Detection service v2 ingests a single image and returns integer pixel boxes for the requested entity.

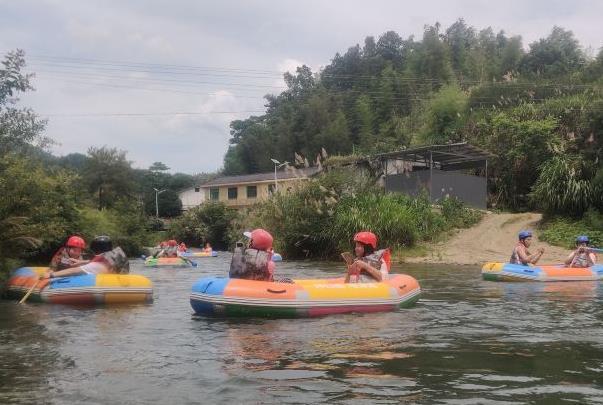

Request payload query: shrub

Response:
[539,210,603,249]
[531,156,595,216]
[169,202,234,249]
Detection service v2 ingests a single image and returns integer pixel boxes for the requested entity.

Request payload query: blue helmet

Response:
[518,230,532,240]
[576,235,589,244]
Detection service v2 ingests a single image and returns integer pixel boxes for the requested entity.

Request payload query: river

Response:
[1,257,602,404]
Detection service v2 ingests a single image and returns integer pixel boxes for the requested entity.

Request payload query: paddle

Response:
[181,256,198,267]
[19,278,41,304]
[341,252,355,266]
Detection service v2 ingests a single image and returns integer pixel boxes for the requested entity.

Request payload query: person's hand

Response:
[348,262,360,276]
[538,247,545,254]
[578,247,586,253]
[41,270,53,279]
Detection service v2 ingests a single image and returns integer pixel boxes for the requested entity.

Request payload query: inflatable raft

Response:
[144,257,190,267]
[179,251,218,258]
[482,262,603,282]
[190,274,421,318]
[6,267,153,304]
[271,253,283,262]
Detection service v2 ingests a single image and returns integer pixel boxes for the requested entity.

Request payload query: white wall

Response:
[178,187,205,210]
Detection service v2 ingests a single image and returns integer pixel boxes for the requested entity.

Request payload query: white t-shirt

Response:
[80,262,109,275]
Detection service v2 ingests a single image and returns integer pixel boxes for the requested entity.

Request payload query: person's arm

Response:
[587,252,597,266]
[529,247,544,264]
[67,258,90,266]
[267,260,275,282]
[565,250,576,266]
[43,266,86,279]
[355,260,383,281]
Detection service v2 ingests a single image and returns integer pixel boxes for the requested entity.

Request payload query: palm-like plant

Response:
[531,156,594,216]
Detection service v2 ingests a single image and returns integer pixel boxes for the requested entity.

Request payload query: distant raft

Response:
[6,267,153,305]
[178,251,218,258]
[482,262,603,282]
[271,253,283,262]
[190,274,421,318]
[144,257,190,267]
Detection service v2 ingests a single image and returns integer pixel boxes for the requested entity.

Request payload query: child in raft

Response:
[345,231,391,283]
[202,242,212,253]
[565,235,597,268]
[229,229,275,281]
[44,236,129,278]
[49,235,89,271]
[510,230,544,266]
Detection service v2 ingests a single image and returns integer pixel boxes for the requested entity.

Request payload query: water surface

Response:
[1,257,602,404]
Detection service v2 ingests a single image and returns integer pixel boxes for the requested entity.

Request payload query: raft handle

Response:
[398,284,407,290]
[267,288,287,294]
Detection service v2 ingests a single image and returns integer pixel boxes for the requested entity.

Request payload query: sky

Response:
[1,0,602,173]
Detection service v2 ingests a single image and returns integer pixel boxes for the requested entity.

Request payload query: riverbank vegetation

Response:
[231,170,482,259]
[0,50,207,283]
[2,19,603,282]
[222,21,603,248]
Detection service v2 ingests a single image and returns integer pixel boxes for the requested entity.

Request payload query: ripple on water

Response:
[1,261,602,404]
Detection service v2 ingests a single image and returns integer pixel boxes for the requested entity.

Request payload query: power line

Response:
[40,110,266,118]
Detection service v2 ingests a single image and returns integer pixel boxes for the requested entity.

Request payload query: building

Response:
[377,142,494,209]
[178,185,206,211]
[197,167,320,209]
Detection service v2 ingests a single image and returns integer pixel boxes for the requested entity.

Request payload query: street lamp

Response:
[270,158,289,191]
[153,188,166,217]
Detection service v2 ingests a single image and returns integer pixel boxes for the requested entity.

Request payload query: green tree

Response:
[83,146,136,210]
[521,26,585,77]
[0,50,49,157]
[420,85,468,143]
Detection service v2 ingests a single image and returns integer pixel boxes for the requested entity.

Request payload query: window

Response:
[209,188,219,201]
[228,187,238,200]
[268,184,276,194]
[194,187,200,192]
[247,185,257,198]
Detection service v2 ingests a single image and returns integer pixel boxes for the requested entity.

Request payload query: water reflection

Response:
[0,260,602,404]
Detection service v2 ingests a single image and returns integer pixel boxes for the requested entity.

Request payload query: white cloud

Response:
[2,0,603,173]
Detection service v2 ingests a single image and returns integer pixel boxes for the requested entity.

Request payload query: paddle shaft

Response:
[19,279,41,304]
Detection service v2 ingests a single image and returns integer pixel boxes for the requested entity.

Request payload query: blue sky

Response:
[1,0,601,173]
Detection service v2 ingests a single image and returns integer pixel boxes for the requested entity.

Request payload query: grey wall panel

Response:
[385,170,486,209]
[431,171,486,209]
[385,171,430,197]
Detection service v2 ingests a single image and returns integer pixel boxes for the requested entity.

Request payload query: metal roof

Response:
[376,142,495,171]
[201,167,321,187]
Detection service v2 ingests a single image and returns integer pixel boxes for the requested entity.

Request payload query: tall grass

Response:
[231,169,481,259]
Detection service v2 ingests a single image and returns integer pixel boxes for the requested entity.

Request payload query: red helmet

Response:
[353,231,377,249]
[245,229,273,251]
[66,236,86,249]
[167,239,178,247]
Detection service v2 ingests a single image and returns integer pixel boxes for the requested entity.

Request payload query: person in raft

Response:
[155,239,179,258]
[345,231,391,283]
[509,230,544,266]
[229,228,275,281]
[43,236,129,279]
[565,235,597,268]
[49,235,89,271]
[178,242,187,253]
[202,242,212,253]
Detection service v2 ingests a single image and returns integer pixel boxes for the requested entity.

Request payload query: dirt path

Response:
[404,212,569,265]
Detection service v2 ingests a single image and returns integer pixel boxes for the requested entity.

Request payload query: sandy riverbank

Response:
[403,212,569,265]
